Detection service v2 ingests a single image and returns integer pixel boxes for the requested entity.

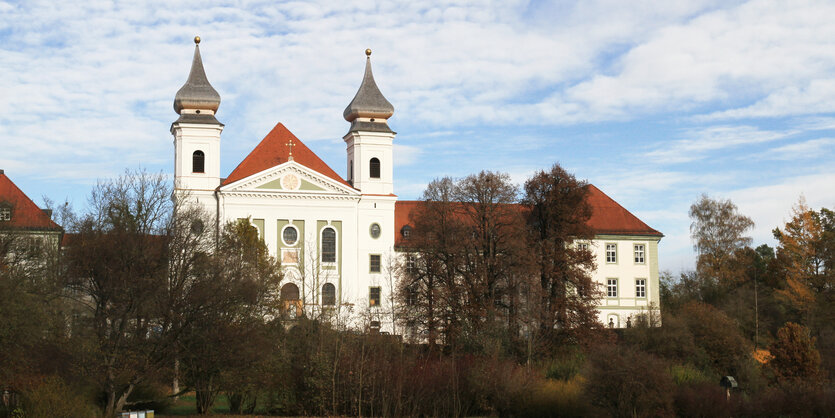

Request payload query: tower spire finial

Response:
[174,37,221,115]
[343,48,394,122]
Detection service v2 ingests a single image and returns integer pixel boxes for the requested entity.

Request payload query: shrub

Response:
[584,345,675,417]
[21,376,96,418]
[681,302,750,376]
[545,351,585,381]
[673,382,740,418]
[768,322,821,387]
[669,364,710,386]
[518,377,590,417]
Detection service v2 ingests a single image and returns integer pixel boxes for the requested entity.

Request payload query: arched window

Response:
[281,283,300,301]
[192,150,205,173]
[322,283,336,306]
[369,158,380,179]
[321,227,336,263]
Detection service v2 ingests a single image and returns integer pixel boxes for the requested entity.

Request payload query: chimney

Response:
[42,208,53,218]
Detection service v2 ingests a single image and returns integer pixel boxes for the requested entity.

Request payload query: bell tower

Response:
[171,36,223,208]
[343,49,395,195]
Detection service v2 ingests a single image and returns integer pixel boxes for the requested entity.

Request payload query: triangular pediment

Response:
[220,161,359,197]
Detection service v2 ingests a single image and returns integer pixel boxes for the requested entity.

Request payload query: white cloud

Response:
[393,144,423,166]
[754,137,835,161]
[643,125,793,164]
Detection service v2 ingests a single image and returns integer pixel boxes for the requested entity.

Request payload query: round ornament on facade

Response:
[282,225,299,246]
[281,173,300,190]
[370,223,381,239]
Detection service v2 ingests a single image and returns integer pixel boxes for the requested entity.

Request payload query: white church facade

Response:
[171,38,662,332]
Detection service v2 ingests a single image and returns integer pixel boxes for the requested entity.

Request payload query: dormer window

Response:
[370,158,380,179]
[401,225,412,240]
[192,150,205,173]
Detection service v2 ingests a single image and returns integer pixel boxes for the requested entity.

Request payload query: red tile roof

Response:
[221,123,353,188]
[583,184,662,237]
[393,184,661,244]
[0,172,62,231]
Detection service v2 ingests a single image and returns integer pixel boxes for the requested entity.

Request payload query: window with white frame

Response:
[634,244,645,264]
[369,254,381,273]
[406,254,416,274]
[577,242,589,252]
[607,278,618,297]
[0,207,10,221]
[322,283,336,306]
[606,243,617,263]
[369,286,381,306]
[636,279,646,298]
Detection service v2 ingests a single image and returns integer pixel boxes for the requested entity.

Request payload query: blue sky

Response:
[1,0,834,273]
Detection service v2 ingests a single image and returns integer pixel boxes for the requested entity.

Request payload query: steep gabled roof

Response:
[393,183,661,245]
[583,184,662,237]
[0,172,62,231]
[221,123,353,188]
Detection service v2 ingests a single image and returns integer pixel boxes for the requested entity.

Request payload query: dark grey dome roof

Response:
[174,39,220,114]
[343,51,394,122]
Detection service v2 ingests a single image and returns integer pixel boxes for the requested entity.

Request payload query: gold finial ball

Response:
[194,36,201,45]
[365,48,372,57]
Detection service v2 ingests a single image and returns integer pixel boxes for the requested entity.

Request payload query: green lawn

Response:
[163,393,230,415]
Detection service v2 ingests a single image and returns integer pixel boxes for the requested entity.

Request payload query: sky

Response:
[1,0,834,273]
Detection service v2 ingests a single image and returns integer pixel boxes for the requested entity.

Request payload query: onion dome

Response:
[173,36,221,115]
[343,49,394,122]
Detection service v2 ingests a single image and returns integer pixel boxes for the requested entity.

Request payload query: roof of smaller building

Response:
[393,184,661,245]
[221,123,353,188]
[0,171,62,231]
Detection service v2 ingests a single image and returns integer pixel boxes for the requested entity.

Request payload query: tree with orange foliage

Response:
[768,322,821,387]
[772,198,832,315]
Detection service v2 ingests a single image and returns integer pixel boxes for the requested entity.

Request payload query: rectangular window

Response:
[634,244,645,264]
[636,279,646,298]
[607,278,618,298]
[577,242,589,252]
[606,243,617,263]
[406,254,416,274]
[0,207,10,221]
[370,254,381,273]
[369,286,381,306]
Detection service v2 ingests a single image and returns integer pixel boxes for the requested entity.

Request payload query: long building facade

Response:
[172,39,662,332]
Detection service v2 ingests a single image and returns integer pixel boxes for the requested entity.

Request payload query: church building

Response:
[171,38,662,331]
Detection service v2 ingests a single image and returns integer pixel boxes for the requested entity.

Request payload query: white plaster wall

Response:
[591,237,662,327]
[172,123,222,191]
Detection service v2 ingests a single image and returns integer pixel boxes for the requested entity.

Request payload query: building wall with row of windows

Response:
[589,235,661,328]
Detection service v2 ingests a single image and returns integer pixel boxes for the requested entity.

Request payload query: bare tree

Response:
[179,218,283,414]
[523,164,601,347]
[61,170,227,416]
[689,194,754,285]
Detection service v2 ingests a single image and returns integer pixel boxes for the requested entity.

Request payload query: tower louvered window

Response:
[370,158,380,179]
[192,150,205,173]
